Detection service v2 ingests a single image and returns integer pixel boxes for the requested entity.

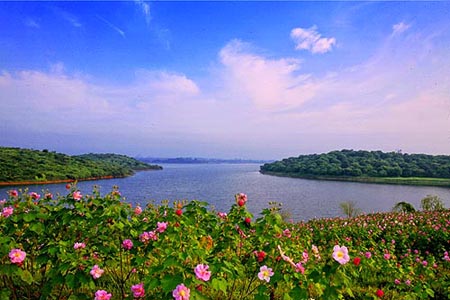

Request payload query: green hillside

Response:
[260,149,450,186]
[0,147,162,183]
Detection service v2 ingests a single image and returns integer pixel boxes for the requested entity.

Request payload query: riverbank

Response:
[260,170,450,187]
[0,175,124,187]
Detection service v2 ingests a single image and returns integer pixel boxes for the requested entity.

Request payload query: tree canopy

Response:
[0,147,162,183]
[260,149,450,179]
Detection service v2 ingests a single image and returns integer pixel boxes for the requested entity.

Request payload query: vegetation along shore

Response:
[0,147,162,186]
[260,150,450,187]
[0,188,448,299]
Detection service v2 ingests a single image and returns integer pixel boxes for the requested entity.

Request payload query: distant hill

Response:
[260,149,450,186]
[139,157,271,164]
[0,147,162,185]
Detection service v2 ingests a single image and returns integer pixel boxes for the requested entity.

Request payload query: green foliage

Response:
[392,201,416,213]
[420,195,445,211]
[0,147,162,183]
[260,149,450,180]
[339,201,361,218]
[0,188,449,299]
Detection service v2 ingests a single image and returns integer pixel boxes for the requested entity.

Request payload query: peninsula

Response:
[260,149,450,187]
[0,147,162,186]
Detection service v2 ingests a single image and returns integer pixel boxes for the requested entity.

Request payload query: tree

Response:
[420,195,445,211]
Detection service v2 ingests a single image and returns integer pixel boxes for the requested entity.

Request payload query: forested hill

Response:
[260,150,450,179]
[0,147,162,184]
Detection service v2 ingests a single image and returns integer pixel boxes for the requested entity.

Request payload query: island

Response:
[260,149,450,187]
[0,147,162,186]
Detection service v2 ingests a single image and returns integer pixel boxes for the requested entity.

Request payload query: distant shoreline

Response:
[259,170,450,187]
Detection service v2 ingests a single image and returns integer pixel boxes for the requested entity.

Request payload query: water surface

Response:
[1,164,449,221]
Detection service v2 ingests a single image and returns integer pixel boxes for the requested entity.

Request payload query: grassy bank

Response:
[260,170,450,187]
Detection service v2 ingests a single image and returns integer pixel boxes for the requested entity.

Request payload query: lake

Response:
[1,163,450,221]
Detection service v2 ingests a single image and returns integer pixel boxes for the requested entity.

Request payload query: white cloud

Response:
[392,22,411,35]
[0,68,202,137]
[290,26,336,54]
[218,39,317,110]
[2,23,450,157]
[135,0,151,25]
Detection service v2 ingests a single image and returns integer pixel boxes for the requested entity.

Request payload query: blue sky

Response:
[1,1,450,159]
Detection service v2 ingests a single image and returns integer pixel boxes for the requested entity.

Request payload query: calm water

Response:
[1,163,450,221]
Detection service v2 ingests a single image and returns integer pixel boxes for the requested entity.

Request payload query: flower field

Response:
[1,186,449,299]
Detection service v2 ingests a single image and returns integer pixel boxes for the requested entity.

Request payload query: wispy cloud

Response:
[96,15,125,38]
[392,21,411,35]
[218,39,315,111]
[290,26,336,54]
[60,10,82,28]
[24,18,40,28]
[135,0,151,25]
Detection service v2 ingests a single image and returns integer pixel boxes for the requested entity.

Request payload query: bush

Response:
[0,187,449,299]
[421,195,445,211]
[392,201,416,213]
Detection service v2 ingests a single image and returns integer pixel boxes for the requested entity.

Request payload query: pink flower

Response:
[94,290,112,300]
[73,191,82,201]
[139,232,150,243]
[74,242,86,250]
[217,212,227,219]
[9,249,26,264]
[29,192,40,200]
[173,283,190,300]
[332,245,350,265]
[384,253,391,260]
[45,193,53,199]
[405,279,411,286]
[394,279,401,285]
[9,190,18,197]
[258,265,274,282]
[365,251,372,259]
[134,206,143,215]
[194,264,211,281]
[90,265,104,279]
[131,283,145,298]
[236,193,247,206]
[156,222,168,233]
[139,231,157,243]
[295,262,305,274]
[148,231,158,241]
[283,229,291,237]
[1,206,14,218]
[122,239,133,250]
[302,251,309,263]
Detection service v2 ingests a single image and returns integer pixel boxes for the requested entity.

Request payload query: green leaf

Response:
[0,289,11,299]
[30,222,45,234]
[19,269,34,284]
[161,275,183,293]
[23,214,36,222]
[211,278,228,294]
